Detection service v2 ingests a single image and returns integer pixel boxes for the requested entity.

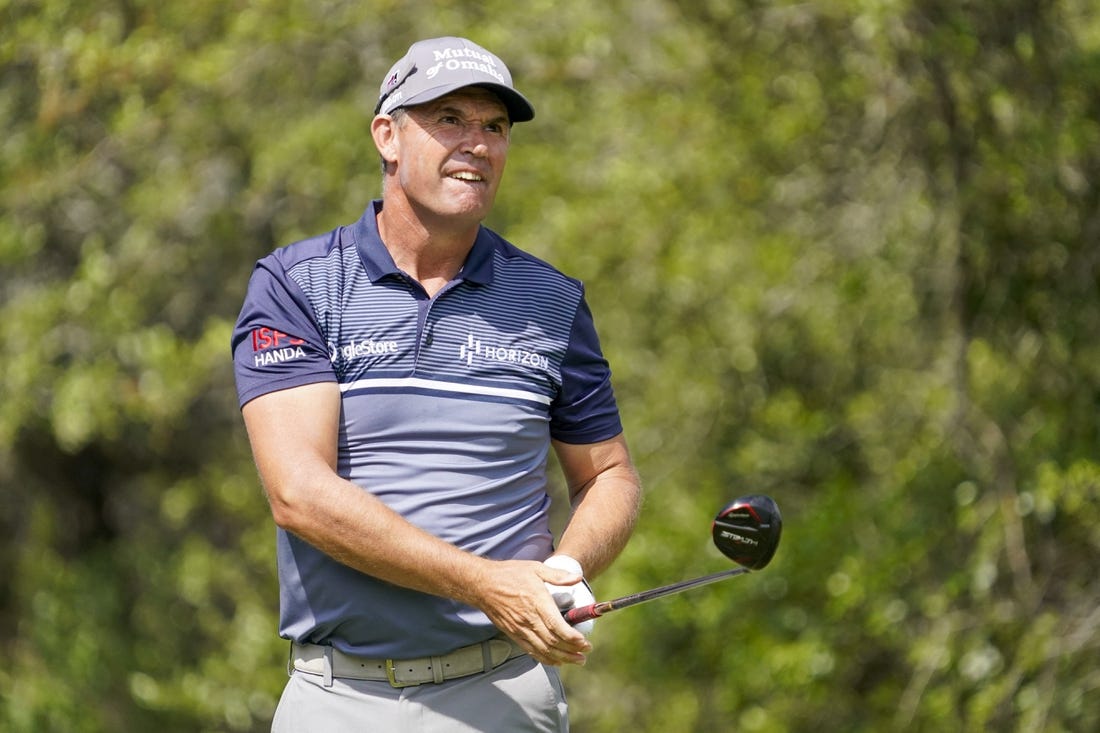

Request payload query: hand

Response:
[543,555,597,637]
[469,559,592,667]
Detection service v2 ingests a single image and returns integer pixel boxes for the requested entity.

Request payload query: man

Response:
[232,36,642,732]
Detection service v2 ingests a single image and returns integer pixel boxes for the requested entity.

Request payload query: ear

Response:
[371,115,399,166]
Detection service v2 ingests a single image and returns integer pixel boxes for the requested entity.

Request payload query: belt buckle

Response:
[385,658,417,689]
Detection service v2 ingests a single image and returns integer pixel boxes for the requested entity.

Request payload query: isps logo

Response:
[251,327,306,367]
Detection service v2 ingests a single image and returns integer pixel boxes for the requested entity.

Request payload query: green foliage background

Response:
[2,1,1099,730]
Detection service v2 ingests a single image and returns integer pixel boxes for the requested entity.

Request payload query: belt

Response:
[290,637,527,688]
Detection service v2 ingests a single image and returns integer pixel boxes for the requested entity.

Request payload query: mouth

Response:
[448,170,486,183]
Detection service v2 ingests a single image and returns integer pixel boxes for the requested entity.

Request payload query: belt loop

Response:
[323,646,334,688]
[480,640,493,673]
[431,655,444,684]
[286,642,294,678]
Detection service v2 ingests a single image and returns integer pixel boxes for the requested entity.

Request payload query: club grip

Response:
[563,602,609,625]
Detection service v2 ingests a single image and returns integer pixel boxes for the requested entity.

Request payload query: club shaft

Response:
[563,567,750,625]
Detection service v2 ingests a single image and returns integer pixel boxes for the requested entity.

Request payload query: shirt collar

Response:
[353,200,495,286]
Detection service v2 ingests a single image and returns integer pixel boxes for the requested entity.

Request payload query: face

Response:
[380,88,512,226]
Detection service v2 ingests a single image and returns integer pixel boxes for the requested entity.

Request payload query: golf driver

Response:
[563,494,782,625]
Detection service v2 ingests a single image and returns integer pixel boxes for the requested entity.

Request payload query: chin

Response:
[446,197,495,221]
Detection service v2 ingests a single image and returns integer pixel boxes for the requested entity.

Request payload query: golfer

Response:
[232,36,642,732]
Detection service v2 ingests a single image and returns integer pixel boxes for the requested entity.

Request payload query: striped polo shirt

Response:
[231,200,623,657]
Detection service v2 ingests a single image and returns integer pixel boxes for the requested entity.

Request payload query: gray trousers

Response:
[271,654,569,732]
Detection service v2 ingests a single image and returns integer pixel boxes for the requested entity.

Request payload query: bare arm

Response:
[241,381,590,665]
[552,433,643,578]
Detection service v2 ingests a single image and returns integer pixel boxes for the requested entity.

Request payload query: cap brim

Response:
[399,82,535,123]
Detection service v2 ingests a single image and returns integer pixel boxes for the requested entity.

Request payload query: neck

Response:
[376,200,479,296]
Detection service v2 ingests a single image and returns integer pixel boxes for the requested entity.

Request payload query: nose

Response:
[455,119,496,157]
[463,130,490,158]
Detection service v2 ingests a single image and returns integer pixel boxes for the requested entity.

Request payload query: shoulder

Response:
[479,227,584,295]
[250,223,364,306]
[261,225,348,274]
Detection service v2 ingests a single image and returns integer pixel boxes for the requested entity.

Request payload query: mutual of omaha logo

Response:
[458,333,549,371]
[427,46,506,84]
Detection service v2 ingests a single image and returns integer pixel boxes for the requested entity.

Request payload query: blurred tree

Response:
[1,0,1097,731]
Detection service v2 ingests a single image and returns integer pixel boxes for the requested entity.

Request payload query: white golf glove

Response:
[543,554,597,636]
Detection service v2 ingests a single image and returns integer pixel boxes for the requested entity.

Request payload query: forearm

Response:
[553,439,642,578]
[268,470,489,606]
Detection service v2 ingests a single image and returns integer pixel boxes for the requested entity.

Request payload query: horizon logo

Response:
[459,333,549,371]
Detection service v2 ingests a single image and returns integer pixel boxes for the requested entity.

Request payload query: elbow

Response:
[262,475,313,534]
[267,496,297,532]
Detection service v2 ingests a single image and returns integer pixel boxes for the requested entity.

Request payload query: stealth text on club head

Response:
[712,494,782,571]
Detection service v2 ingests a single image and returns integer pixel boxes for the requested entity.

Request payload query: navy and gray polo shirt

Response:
[232,200,623,658]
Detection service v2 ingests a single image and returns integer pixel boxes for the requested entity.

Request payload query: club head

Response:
[711,495,782,571]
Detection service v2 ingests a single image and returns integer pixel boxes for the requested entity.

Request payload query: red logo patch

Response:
[251,328,305,352]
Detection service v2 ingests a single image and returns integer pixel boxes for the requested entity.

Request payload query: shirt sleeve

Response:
[231,256,337,408]
[549,292,624,444]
